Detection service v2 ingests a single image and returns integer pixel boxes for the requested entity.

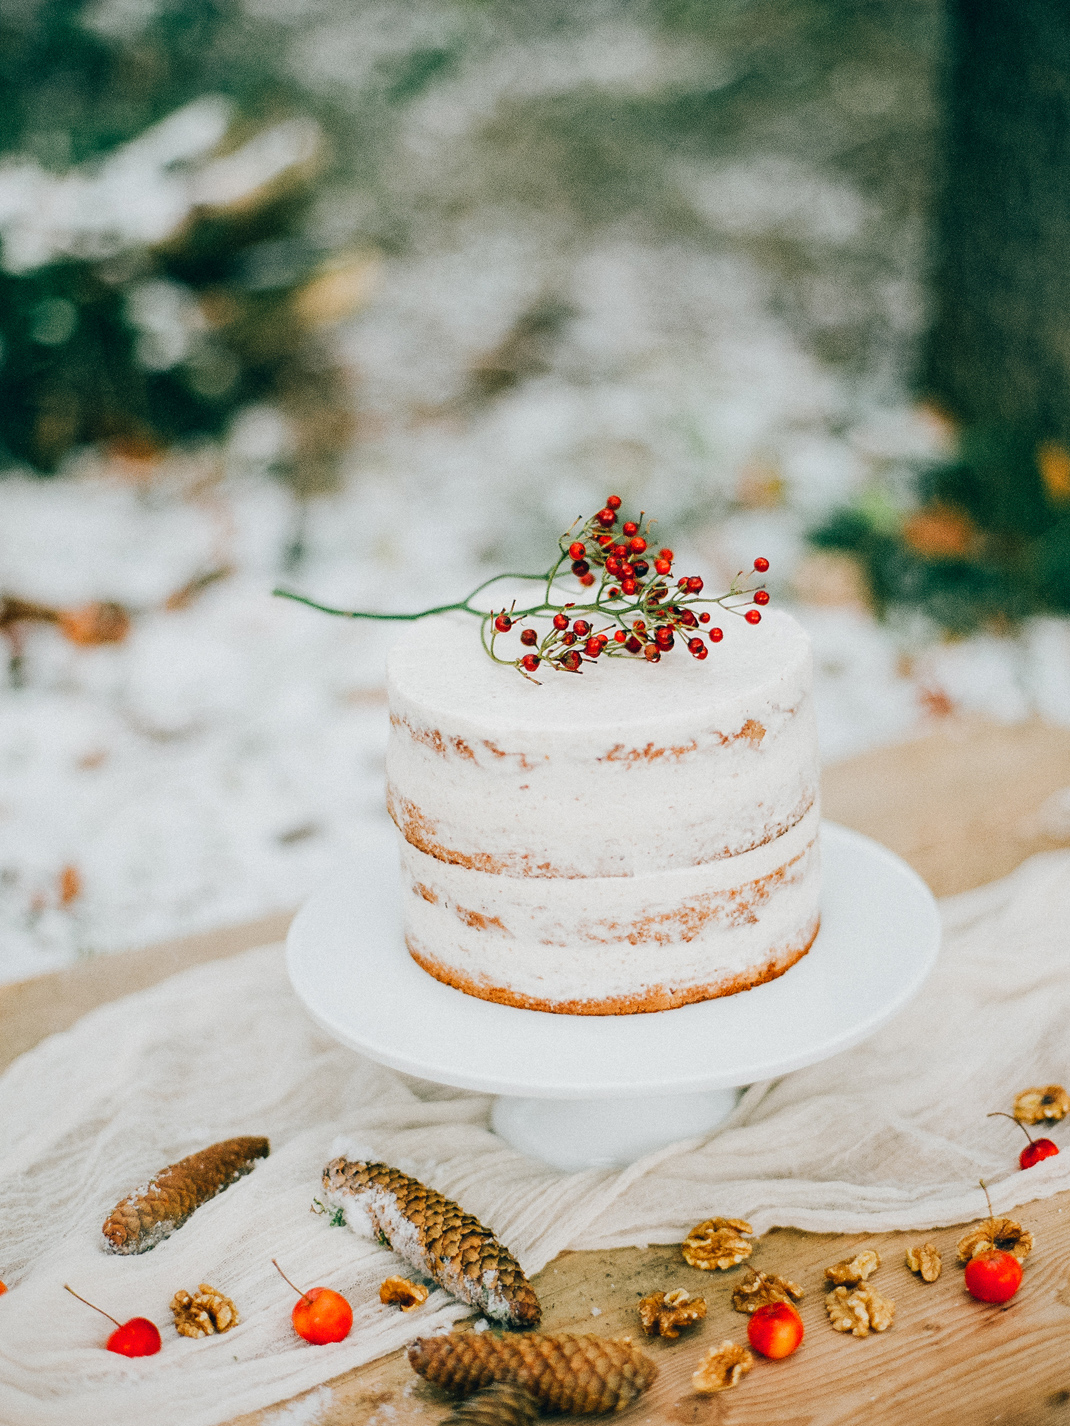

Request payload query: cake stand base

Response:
[287,822,940,1171]
[491,1088,741,1171]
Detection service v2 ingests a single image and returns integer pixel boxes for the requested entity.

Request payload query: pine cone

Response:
[442,1383,540,1426]
[323,1158,541,1328]
[409,1332,657,1415]
[102,1137,270,1254]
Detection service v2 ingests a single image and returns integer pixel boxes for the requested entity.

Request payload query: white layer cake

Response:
[386,608,820,1014]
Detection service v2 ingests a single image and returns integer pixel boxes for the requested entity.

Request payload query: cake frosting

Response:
[385,608,820,1014]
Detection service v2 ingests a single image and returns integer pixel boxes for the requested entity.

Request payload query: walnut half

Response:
[691,1340,754,1394]
[682,1217,754,1271]
[1014,1085,1070,1125]
[957,1217,1033,1263]
[171,1283,240,1338]
[380,1275,429,1311]
[638,1288,706,1338]
[731,1267,804,1315]
[824,1249,881,1287]
[825,1285,895,1337]
[905,1243,942,1282]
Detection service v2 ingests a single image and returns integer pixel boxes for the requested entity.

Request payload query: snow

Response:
[1,461,1068,986]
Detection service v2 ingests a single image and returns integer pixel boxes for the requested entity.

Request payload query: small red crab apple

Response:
[63,1285,161,1357]
[273,1259,353,1344]
[988,1111,1060,1169]
[963,1184,1025,1305]
[747,1302,803,1359]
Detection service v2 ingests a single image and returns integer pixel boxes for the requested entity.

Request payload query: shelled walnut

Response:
[825,1285,895,1337]
[1014,1085,1069,1124]
[637,1288,706,1338]
[691,1341,753,1394]
[380,1275,429,1311]
[682,1218,754,1270]
[171,1283,240,1338]
[905,1243,942,1282]
[731,1267,804,1315]
[957,1217,1033,1262]
[824,1250,880,1287]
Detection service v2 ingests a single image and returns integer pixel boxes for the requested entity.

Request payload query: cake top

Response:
[388,608,810,734]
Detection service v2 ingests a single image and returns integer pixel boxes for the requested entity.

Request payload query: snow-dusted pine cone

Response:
[408,1331,658,1414]
[322,1158,541,1328]
[102,1137,270,1254]
[442,1382,540,1426]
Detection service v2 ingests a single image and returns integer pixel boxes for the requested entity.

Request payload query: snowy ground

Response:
[2,463,1070,986]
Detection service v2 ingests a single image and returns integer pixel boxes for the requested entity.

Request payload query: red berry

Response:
[965,1250,1023,1304]
[753,556,770,572]
[597,533,614,547]
[552,612,569,630]
[692,645,708,659]
[643,644,660,662]
[753,589,770,605]
[560,650,582,671]
[748,1302,803,1359]
[629,536,647,554]
[63,1286,161,1357]
[585,638,603,657]
[613,543,629,557]
[632,619,646,632]
[561,631,576,645]
[699,611,710,623]
[614,629,628,643]
[654,559,671,575]
[107,1318,162,1358]
[679,608,697,628]
[988,1110,1061,1170]
[1021,1138,1059,1169]
[686,575,703,593]
[709,627,724,642]
[274,1260,352,1345]
[622,521,638,536]
[621,579,638,595]
[677,576,688,587]
[625,635,642,653]
[521,654,541,672]
[654,626,674,649]
[745,609,761,624]
[597,508,616,527]
[520,628,538,646]
[573,619,591,637]
[658,547,674,561]
[568,541,586,559]
[605,495,622,510]
[494,614,512,633]
[571,559,590,575]
[579,572,595,586]
[688,637,705,654]
[608,586,621,599]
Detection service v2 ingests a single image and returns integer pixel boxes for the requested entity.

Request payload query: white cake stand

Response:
[287,822,940,1171]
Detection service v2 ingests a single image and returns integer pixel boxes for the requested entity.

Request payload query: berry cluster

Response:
[486,497,770,679]
[275,495,771,682]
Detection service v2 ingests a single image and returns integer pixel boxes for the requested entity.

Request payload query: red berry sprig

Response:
[64,1284,162,1357]
[274,500,771,682]
[988,1111,1060,1170]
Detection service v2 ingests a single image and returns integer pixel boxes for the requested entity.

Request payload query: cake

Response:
[385,606,820,1015]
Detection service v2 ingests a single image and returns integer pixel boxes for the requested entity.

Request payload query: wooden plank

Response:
[229,1192,1070,1426]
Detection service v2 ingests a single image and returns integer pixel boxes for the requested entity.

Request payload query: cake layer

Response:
[386,609,817,878]
[399,802,821,1014]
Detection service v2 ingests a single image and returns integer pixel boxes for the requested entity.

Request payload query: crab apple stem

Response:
[979,1179,996,1222]
[63,1284,121,1327]
[988,1111,1040,1146]
[272,1258,313,1305]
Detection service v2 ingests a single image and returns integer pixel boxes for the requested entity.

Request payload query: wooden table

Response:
[5,715,1070,1426]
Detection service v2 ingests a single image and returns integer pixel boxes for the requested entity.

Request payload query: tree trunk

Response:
[925,0,1070,441]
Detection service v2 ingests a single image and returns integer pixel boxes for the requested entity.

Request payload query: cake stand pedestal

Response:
[287,823,940,1172]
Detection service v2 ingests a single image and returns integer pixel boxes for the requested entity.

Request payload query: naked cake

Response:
[385,606,820,1014]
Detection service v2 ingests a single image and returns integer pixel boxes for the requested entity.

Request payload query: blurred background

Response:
[2,0,1070,981]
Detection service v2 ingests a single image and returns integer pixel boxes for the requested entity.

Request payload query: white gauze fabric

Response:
[2,849,1070,1426]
